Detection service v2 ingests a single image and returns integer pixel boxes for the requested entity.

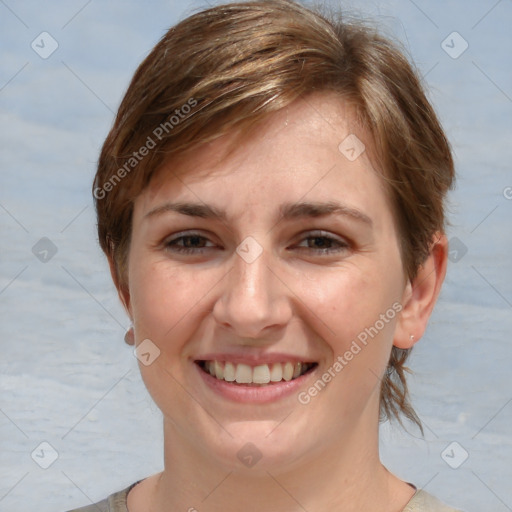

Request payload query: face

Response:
[122,93,410,471]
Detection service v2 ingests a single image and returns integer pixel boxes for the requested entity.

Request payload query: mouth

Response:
[195,360,318,386]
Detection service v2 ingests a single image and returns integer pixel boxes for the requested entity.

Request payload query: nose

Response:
[211,244,293,341]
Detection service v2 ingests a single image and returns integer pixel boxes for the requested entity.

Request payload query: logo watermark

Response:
[298,301,403,405]
[94,98,198,200]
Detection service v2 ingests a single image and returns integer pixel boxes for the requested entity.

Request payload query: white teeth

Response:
[201,361,312,385]
[235,363,252,384]
[224,362,236,382]
[283,362,294,381]
[269,363,283,382]
[253,364,270,384]
[214,360,223,380]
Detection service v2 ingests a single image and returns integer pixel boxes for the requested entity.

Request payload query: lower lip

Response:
[195,363,317,404]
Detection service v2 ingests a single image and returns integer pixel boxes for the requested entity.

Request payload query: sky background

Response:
[1,1,511,511]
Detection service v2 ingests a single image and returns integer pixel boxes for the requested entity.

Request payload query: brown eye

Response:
[165,233,215,254]
[294,232,349,254]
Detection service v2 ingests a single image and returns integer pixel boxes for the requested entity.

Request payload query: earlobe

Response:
[394,233,448,349]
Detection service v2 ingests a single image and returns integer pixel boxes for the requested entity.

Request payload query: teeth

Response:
[253,364,270,384]
[214,360,223,380]
[224,362,236,382]
[235,363,252,384]
[283,362,294,381]
[269,363,283,382]
[201,361,312,385]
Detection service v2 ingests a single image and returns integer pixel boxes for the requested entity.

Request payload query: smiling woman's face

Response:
[121,93,412,471]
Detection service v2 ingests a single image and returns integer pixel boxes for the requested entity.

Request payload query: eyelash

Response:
[164,231,350,256]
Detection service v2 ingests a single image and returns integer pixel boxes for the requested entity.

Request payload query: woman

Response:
[72,0,462,510]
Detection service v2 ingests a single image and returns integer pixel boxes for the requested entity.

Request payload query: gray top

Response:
[66,481,463,511]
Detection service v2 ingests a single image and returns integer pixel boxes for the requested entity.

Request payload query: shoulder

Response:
[65,482,136,512]
[403,489,464,512]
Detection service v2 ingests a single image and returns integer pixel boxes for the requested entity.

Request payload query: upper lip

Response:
[193,353,317,365]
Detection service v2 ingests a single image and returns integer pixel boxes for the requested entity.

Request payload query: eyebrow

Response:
[145,200,373,226]
[279,201,372,226]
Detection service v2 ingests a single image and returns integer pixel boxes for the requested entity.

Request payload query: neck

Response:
[143,412,413,512]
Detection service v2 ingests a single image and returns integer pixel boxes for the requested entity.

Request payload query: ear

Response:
[107,254,132,321]
[394,232,448,349]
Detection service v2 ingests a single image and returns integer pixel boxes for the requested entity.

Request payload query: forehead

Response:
[136,92,388,220]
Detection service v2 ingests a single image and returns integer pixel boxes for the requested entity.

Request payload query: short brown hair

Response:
[93,0,455,431]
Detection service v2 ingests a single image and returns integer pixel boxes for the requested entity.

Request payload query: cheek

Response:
[297,263,403,396]
[296,271,402,419]
[298,263,401,345]
[130,258,211,344]
[127,258,217,419]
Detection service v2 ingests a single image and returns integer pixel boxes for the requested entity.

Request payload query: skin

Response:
[110,92,448,512]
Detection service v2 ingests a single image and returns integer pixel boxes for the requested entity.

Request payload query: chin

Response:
[201,421,313,473]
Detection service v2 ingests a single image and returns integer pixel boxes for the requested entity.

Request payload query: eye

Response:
[163,230,350,257]
[164,232,217,255]
[293,231,350,254]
